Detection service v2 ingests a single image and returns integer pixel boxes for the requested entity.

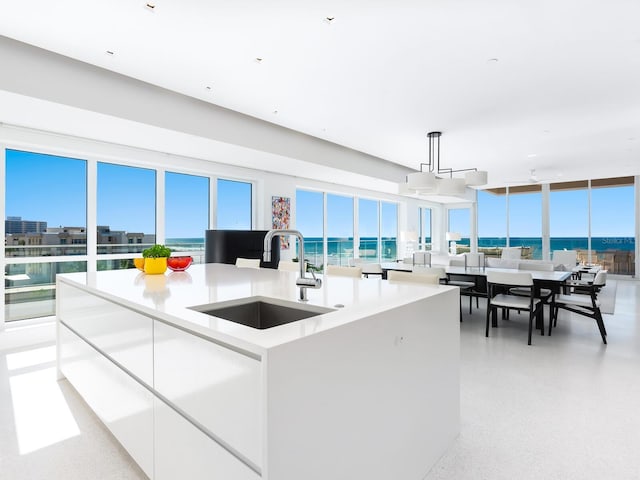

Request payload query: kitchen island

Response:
[56,263,460,480]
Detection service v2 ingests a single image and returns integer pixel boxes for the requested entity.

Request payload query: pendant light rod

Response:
[415,131,479,178]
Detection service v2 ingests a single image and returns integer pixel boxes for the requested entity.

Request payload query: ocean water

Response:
[166,236,635,261]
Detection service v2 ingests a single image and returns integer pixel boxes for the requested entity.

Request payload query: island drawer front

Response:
[58,324,154,478]
[153,321,263,470]
[58,282,153,386]
[155,397,261,480]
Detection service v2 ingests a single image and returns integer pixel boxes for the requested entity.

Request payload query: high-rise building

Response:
[5,216,47,234]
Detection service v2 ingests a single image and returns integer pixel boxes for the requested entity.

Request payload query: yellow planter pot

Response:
[143,257,168,275]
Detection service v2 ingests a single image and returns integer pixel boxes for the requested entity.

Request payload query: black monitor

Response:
[205,230,280,269]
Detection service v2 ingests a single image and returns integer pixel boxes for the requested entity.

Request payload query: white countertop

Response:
[58,263,456,354]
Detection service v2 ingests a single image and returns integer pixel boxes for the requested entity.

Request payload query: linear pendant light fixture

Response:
[404,131,488,196]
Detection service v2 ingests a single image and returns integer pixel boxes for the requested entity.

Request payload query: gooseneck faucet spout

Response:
[264,229,322,301]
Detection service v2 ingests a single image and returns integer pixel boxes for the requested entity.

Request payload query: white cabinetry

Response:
[154,397,260,480]
[57,282,153,385]
[58,324,154,478]
[154,321,262,470]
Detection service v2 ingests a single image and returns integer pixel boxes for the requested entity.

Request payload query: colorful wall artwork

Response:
[271,196,291,249]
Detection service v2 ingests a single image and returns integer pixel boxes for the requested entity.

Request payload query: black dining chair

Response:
[550,270,607,344]
[486,271,544,346]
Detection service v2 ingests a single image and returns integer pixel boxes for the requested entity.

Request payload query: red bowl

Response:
[167,256,193,272]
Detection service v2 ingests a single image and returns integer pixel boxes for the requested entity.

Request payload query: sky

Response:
[5,150,251,239]
[296,190,398,238]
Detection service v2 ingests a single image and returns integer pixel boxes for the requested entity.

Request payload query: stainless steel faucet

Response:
[263,229,322,301]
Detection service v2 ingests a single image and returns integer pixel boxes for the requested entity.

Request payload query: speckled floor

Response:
[425,278,640,480]
[1,279,638,480]
[0,321,147,479]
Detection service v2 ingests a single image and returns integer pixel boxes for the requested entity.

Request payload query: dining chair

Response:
[415,266,464,321]
[511,261,555,306]
[350,258,383,278]
[552,250,578,272]
[413,251,431,267]
[235,257,261,268]
[326,265,363,278]
[550,270,607,344]
[361,263,383,278]
[447,252,486,315]
[486,271,544,345]
[387,270,440,285]
[278,260,305,272]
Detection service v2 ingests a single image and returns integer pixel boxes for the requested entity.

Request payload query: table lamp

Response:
[446,232,462,255]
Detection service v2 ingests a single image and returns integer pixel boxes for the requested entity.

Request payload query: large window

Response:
[5,150,88,322]
[508,186,542,259]
[591,178,635,274]
[296,190,324,270]
[97,162,156,254]
[326,194,354,266]
[550,181,589,257]
[217,179,252,229]
[358,199,379,262]
[381,202,398,261]
[165,172,209,257]
[477,189,507,254]
[448,207,471,253]
[5,150,87,257]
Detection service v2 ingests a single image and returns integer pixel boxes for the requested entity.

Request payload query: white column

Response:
[470,191,478,253]
[635,176,640,278]
[156,168,166,245]
[86,158,97,272]
[0,144,5,328]
[541,183,550,261]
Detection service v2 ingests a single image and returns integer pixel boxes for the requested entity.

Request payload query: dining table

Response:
[381,262,572,329]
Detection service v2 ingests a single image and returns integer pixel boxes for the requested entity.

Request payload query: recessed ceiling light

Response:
[205,86,212,91]
[527,153,537,158]
[106,50,115,55]
[487,58,499,63]
[255,57,263,63]
[145,3,156,10]
[325,17,335,24]
[273,110,278,115]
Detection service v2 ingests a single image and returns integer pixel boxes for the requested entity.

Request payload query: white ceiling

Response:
[1,0,639,188]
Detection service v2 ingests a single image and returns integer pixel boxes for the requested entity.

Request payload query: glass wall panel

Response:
[97,163,156,254]
[166,172,209,258]
[591,183,635,274]
[550,186,588,261]
[448,208,471,253]
[420,207,432,250]
[358,199,379,262]
[5,261,87,321]
[477,190,507,257]
[217,179,252,230]
[296,190,324,271]
[5,150,87,257]
[508,187,542,259]
[381,202,398,261]
[326,194,354,266]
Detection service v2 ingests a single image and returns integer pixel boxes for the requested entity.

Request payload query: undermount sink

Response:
[189,296,335,329]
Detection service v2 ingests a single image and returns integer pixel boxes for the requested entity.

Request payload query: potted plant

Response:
[141,244,172,274]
